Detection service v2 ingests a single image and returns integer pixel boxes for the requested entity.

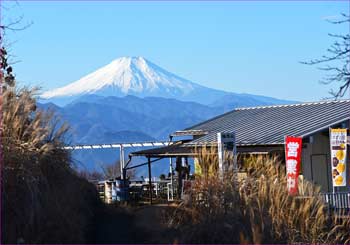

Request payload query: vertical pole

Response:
[329,127,335,194]
[233,132,237,171]
[233,132,238,186]
[148,157,153,204]
[169,136,174,201]
[170,157,174,200]
[176,157,183,199]
[185,157,189,180]
[217,132,224,180]
[123,168,127,182]
[120,145,124,179]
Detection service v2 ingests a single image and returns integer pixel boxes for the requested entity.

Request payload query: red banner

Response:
[285,136,302,195]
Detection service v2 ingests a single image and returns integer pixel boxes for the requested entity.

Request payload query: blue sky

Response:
[4,1,349,101]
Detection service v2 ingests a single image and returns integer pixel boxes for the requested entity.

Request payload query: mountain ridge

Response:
[41,57,201,100]
[40,56,294,107]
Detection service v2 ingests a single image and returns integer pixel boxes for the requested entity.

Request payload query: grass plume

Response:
[166,147,350,244]
[1,85,101,243]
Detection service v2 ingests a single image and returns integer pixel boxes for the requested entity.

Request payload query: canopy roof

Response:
[130,141,283,158]
[129,141,200,158]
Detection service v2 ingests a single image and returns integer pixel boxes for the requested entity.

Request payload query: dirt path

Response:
[93,204,178,244]
[133,204,179,244]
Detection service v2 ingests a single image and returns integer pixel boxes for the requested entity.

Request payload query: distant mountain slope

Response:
[38,96,221,171]
[63,95,220,141]
[38,94,297,173]
[40,56,293,107]
[71,129,156,172]
[210,93,298,111]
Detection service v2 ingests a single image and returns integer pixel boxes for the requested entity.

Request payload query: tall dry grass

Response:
[1,84,101,242]
[166,147,350,244]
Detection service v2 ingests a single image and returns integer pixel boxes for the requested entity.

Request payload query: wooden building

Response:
[130,100,350,195]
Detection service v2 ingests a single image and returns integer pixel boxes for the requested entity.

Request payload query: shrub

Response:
[1,49,101,243]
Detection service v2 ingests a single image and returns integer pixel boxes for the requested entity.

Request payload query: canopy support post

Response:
[120,145,125,179]
[169,135,174,201]
[148,157,153,204]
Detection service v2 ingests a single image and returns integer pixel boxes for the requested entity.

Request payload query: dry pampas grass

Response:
[1,84,101,243]
[166,147,350,244]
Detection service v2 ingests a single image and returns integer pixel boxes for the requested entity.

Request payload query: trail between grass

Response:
[93,204,178,244]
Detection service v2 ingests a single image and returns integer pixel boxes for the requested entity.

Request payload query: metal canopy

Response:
[63,141,169,180]
[63,141,169,150]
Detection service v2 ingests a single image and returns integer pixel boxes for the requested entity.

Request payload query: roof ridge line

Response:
[235,99,350,111]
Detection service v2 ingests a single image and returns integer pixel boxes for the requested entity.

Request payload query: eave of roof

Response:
[130,141,284,158]
[170,129,209,137]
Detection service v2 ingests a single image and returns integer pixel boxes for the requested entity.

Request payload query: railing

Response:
[320,192,350,214]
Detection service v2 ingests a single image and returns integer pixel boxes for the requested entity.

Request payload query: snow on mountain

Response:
[41,56,203,100]
[41,56,296,107]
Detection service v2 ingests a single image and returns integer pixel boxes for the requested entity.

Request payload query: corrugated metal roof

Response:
[185,100,350,145]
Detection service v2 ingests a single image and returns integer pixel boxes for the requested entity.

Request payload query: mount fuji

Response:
[41,56,229,105]
[39,56,296,174]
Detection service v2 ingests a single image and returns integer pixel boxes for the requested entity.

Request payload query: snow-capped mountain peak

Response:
[41,56,198,99]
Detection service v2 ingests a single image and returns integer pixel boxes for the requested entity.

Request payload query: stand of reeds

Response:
[1,79,101,243]
[166,147,350,244]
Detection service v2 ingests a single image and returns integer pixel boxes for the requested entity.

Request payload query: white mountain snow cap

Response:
[41,56,197,99]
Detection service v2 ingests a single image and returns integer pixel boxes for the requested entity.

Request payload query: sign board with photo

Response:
[217,132,236,179]
[330,128,347,187]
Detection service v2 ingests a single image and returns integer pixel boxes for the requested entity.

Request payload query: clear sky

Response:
[3,1,349,102]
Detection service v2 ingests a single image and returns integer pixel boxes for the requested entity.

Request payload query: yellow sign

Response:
[194,158,202,176]
[330,128,347,187]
